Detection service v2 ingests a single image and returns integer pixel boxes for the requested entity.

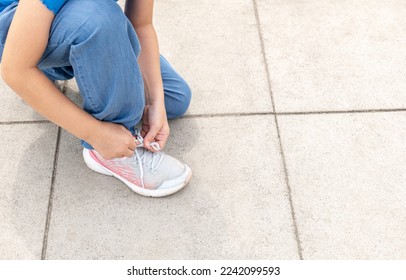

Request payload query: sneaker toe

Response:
[157,164,192,190]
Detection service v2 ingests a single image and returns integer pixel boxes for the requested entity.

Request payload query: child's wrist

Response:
[81,119,103,145]
[145,88,164,105]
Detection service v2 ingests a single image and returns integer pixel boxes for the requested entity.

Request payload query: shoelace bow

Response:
[132,129,164,189]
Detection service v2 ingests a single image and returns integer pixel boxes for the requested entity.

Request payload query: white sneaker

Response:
[82,130,192,197]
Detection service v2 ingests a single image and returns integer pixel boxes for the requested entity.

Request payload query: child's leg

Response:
[42,67,74,81]
[1,0,145,149]
[44,0,145,150]
[1,0,192,136]
[160,55,192,119]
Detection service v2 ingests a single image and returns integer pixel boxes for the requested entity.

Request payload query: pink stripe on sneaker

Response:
[89,150,143,188]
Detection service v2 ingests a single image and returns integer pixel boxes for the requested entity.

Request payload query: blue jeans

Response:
[0,0,191,149]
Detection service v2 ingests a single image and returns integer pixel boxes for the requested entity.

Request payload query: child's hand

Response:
[141,104,170,152]
[88,121,136,160]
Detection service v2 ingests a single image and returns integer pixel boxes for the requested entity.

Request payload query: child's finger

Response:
[144,126,160,152]
[156,139,166,150]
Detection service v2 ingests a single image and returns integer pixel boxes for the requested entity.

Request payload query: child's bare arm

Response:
[1,0,136,159]
[125,0,170,152]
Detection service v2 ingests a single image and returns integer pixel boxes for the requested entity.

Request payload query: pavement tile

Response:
[147,0,272,115]
[0,123,58,259]
[46,116,298,259]
[278,112,406,259]
[257,0,406,112]
[0,73,45,122]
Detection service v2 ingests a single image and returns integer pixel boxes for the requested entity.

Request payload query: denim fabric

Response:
[0,0,192,149]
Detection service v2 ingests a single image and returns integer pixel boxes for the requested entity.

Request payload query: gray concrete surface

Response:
[0,124,58,259]
[278,113,406,259]
[257,0,406,112]
[0,72,45,122]
[153,0,273,115]
[0,0,405,259]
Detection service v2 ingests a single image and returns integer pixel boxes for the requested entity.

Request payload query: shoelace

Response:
[132,129,164,189]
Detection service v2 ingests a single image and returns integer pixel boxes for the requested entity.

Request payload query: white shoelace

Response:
[132,129,164,189]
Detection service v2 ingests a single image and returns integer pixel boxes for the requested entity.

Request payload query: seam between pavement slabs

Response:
[181,108,406,119]
[276,108,406,116]
[0,120,51,125]
[1,108,406,126]
[251,0,304,259]
[40,119,63,258]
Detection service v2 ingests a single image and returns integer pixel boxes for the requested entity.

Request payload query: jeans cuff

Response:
[81,139,93,150]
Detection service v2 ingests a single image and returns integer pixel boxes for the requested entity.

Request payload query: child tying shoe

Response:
[0,0,192,197]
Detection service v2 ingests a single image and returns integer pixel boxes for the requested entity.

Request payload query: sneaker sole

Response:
[83,148,192,197]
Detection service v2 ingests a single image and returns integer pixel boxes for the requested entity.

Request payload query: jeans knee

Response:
[53,0,127,45]
[180,83,192,115]
[166,81,192,119]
